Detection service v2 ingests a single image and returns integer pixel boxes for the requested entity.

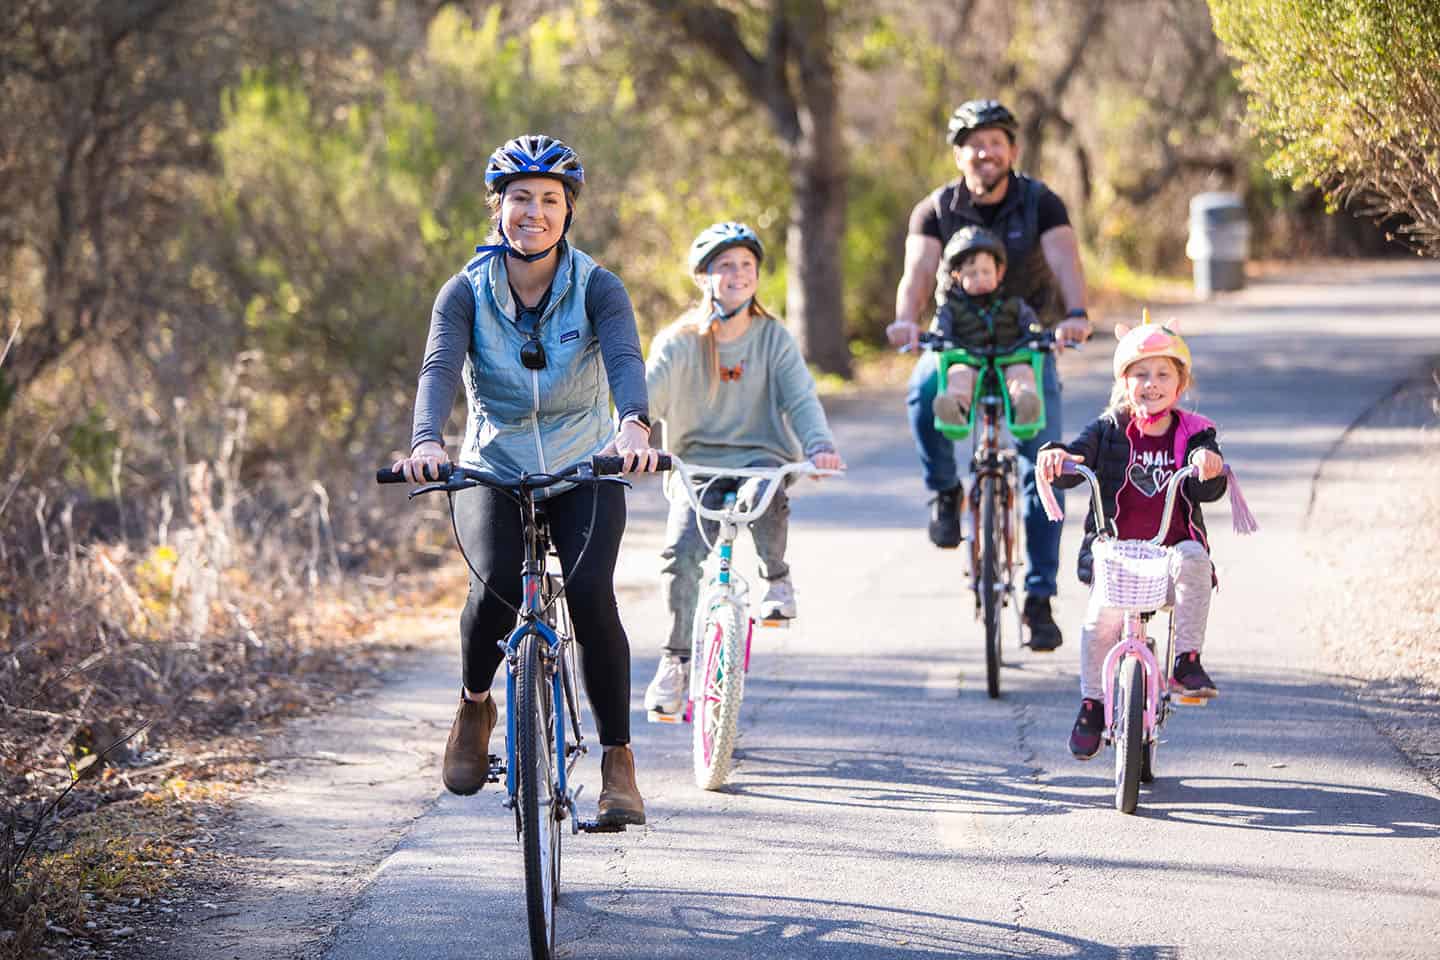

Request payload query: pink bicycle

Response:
[1040,461,1250,813]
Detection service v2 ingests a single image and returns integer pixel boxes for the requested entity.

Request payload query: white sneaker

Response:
[643,654,688,715]
[759,576,797,620]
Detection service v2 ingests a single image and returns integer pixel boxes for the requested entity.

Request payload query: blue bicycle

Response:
[377,454,665,960]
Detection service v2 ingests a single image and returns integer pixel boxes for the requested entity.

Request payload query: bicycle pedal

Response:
[647,709,687,725]
[1175,695,1210,706]
[487,754,505,781]
[758,617,791,629]
[577,820,627,834]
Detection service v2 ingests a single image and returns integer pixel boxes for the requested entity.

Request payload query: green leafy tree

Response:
[1209,0,1440,255]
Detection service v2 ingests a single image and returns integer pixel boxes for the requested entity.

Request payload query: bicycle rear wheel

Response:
[1114,655,1145,814]
[516,634,560,958]
[979,475,1002,699]
[692,599,748,790]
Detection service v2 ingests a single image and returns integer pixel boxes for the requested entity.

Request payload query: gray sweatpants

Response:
[1079,539,1212,700]
[660,476,790,657]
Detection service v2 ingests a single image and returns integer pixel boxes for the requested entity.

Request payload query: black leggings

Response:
[454,481,632,745]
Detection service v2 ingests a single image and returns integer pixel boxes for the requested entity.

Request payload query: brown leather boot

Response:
[596,745,646,826]
[442,694,497,796]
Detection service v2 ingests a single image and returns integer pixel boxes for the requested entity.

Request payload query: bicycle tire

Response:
[1114,655,1145,814]
[692,599,748,790]
[980,474,1002,699]
[516,634,559,959]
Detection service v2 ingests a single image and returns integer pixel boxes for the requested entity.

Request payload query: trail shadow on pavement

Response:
[563,887,1172,959]
[714,666,1440,841]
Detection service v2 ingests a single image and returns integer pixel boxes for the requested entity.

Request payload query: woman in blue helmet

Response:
[391,134,660,826]
[641,221,845,717]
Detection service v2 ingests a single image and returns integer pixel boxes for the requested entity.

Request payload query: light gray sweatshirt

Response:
[646,314,836,467]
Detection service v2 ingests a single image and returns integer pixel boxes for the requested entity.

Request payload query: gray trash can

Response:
[1185,192,1250,297]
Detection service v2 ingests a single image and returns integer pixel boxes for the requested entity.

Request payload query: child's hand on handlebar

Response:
[394,441,450,484]
[810,450,845,472]
[1188,449,1224,482]
[1038,448,1083,484]
[608,419,663,473]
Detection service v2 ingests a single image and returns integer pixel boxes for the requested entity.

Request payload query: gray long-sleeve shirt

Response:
[410,267,648,453]
[646,315,835,467]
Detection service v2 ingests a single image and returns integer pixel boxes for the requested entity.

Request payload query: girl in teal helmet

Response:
[641,221,846,717]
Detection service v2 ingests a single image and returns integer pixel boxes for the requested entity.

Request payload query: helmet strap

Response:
[702,272,752,330]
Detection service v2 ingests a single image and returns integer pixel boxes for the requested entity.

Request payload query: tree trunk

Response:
[784,27,850,377]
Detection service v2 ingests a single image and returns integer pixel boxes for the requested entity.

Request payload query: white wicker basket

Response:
[1093,539,1171,610]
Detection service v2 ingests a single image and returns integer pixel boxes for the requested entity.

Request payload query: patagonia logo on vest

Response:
[560,329,580,344]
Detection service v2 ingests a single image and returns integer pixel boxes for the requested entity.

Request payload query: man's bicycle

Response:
[918,327,1058,698]
[1039,461,1242,814]
[657,457,840,790]
[377,454,666,960]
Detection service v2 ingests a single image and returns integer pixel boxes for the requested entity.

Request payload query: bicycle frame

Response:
[497,505,579,823]
[664,457,838,705]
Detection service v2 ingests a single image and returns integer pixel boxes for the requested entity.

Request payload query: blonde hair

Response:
[1103,356,1193,421]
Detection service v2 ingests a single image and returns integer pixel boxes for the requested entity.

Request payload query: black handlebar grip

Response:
[375,462,453,484]
[590,454,673,476]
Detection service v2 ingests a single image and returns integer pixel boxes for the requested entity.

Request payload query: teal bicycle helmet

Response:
[688,222,764,274]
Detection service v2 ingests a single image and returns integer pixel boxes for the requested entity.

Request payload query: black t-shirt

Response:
[908,172,1070,241]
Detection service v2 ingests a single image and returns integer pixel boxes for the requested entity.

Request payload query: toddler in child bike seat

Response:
[930,226,1043,428]
[1036,314,1255,760]
[641,221,845,717]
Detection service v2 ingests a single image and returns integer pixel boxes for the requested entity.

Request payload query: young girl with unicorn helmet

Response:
[1037,312,1256,760]
[641,221,845,718]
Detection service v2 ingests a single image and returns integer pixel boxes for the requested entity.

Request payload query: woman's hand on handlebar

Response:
[810,450,845,472]
[393,441,450,484]
[1038,448,1083,485]
[608,419,663,473]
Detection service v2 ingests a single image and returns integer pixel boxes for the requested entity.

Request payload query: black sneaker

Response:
[928,485,963,549]
[1069,698,1104,760]
[1022,595,1063,651]
[1171,651,1218,698]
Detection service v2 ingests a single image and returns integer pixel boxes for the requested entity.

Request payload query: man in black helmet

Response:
[886,98,1092,652]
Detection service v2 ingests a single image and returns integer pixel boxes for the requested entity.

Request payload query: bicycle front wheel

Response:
[692,600,749,790]
[979,475,1003,699]
[1114,655,1146,814]
[515,634,560,958]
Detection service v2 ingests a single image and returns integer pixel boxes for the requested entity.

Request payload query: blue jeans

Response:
[905,351,1065,598]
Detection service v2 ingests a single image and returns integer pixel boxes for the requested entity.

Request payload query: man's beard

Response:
[967,167,1009,199]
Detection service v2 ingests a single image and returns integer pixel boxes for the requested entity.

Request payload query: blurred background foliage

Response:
[0,0,1419,563]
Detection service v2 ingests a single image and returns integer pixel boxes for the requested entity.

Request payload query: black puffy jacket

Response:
[1043,409,1227,584]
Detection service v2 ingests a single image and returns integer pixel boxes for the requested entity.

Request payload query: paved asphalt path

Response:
[322,261,1440,960]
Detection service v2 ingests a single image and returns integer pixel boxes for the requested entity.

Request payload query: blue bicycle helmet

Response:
[485,134,585,198]
[946,100,1019,146]
[687,221,764,275]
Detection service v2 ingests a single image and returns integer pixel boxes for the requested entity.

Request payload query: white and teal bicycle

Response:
[661,457,841,790]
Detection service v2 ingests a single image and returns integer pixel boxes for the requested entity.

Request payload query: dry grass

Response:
[1300,362,1440,789]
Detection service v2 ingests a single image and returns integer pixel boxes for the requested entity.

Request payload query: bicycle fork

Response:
[1099,616,1163,739]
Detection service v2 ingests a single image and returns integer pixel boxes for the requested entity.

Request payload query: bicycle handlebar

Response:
[376,454,674,496]
[1041,461,1206,545]
[665,456,842,527]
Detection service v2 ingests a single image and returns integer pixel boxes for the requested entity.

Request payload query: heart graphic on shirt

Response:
[1127,462,1171,497]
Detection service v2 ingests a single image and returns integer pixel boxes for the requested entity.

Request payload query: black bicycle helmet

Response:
[687,222,765,274]
[484,134,585,198]
[943,226,1008,271]
[946,99,1019,146]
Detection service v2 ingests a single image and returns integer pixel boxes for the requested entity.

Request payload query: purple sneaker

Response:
[1171,651,1218,698]
[1068,698,1104,760]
